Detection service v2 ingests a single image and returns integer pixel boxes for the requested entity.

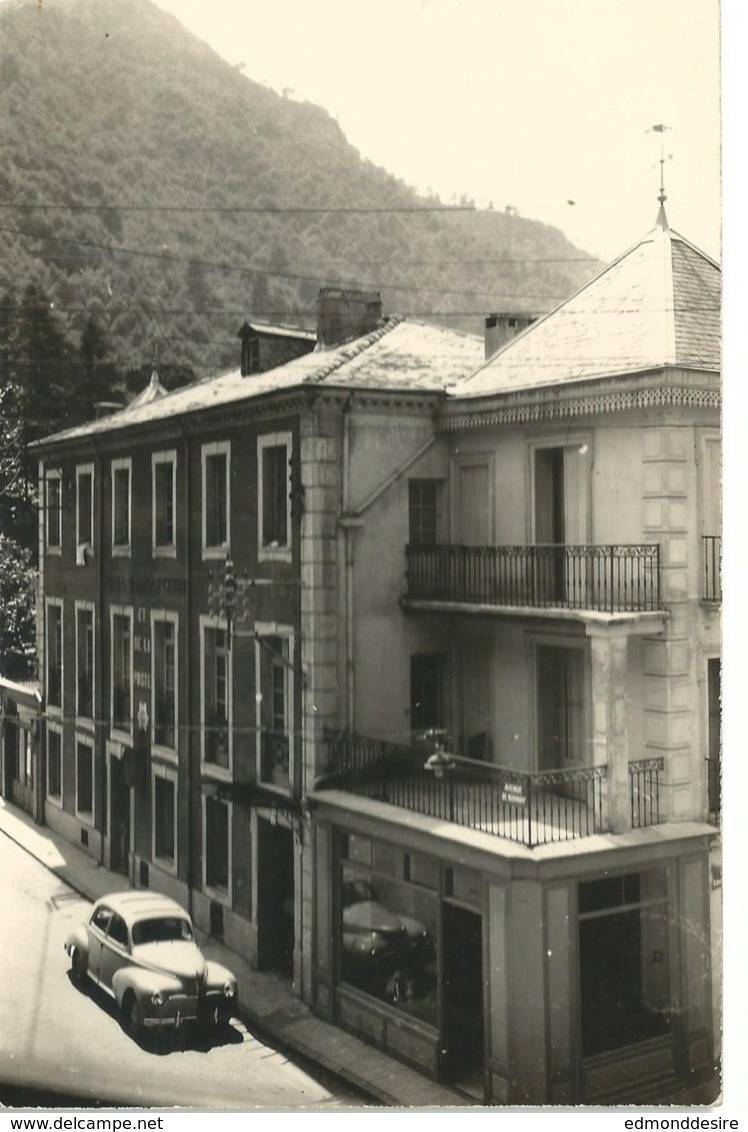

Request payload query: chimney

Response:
[238,321,260,376]
[94,401,123,419]
[316,288,382,348]
[484,312,536,360]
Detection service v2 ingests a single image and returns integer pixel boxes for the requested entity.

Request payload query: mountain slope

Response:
[0,0,599,391]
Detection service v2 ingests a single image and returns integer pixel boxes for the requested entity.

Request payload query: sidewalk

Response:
[0,799,474,1109]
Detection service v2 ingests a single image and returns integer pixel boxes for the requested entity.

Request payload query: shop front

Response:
[0,677,43,822]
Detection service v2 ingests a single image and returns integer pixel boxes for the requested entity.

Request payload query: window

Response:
[46,601,63,711]
[152,614,177,752]
[152,451,176,554]
[47,723,62,802]
[408,480,439,547]
[111,459,132,553]
[578,869,671,1057]
[111,608,133,737]
[202,442,230,555]
[76,736,94,821]
[255,625,293,791]
[201,617,231,772]
[258,433,291,560]
[76,603,95,724]
[152,766,177,869]
[203,795,230,896]
[410,654,445,735]
[76,464,94,553]
[107,914,129,948]
[536,643,587,768]
[45,470,62,552]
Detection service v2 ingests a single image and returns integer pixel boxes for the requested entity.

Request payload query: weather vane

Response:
[648,124,672,205]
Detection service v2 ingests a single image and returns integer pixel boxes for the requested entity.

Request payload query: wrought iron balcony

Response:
[405,543,661,614]
[320,731,665,848]
[702,535,721,603]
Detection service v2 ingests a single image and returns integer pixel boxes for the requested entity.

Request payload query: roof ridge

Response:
[303,317,403,385]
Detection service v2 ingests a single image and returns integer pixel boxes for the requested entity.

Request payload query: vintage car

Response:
[341,873,434,999]
[64,891,237,1036]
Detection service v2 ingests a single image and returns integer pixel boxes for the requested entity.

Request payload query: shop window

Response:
[76,737,94,822]
[255,627,293,790]
[45,471,62,552]
[204,795,230,896]
[76,464,94,552]
[76,603,95,723]
[111,459,131,553]
[46,601,63,711]
[578,869,671,1058]
[410,653,446,735]
[202,442,230,555]
[339,836,438,1024]
[153,766,176,869]
[201,619,231,771]
[152,614,177,752]
[408,479,440,547]
[47,723,62,802]
[111,608,133,737]
[258,433,291,559]
[152,451,176,554]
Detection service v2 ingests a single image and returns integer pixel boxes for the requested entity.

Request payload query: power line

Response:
[0,203,476,215]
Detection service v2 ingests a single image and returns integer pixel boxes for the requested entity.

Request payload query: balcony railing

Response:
[702,535,722,603]
[405,543,661,613]
[321,732,665,847]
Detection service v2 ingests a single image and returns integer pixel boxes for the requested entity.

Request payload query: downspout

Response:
[92,437,105,866]
[178,418,194,918]
[36,455,46,826]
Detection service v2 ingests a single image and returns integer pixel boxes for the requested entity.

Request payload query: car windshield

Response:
[131,916,194,946]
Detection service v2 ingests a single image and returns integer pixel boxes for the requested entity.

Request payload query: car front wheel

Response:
[70,948,86,985]
[122,992,142,1039]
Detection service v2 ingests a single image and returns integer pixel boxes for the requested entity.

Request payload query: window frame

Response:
[531,634,590,770]
[45,469,62,554]
[152,449,177,557]
[110,604,134,742]
[76,462,95,557]
[151,763,178,873]
[408,478,441,548]
[201,440,231,559]
[200,614,232,780]
[202,793,232,904]
[74,600,96,730]
[258,432,292,563]
[46,720,63,806]
[150,609,179,760]
[75,732,95,825]
[111,457,132,556]
[254,622,294,794]
[45,598,64,717]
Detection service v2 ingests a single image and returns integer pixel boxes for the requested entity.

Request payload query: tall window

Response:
[410,653,445,734]
[76,464,94,551]
[47,723,62,802]
[204,795,230,895]
[578,870,671,1057]
[111,459,131,552]
[536,643,587,768]
[408,480,439,547]
[76,604,95,723]
[76,737,94,822]
[152,615,177,752]
[46,471,62,551]
[111,609,133,736]
[255,627,293,790]
[153,767,177,868]
[202,442,230,555]
[258,433,291,559]
[201,619,230,771]
[46,601,63,711]
[152,451,176,554]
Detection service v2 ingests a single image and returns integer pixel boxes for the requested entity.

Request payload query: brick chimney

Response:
[484,312,536,360]
[316,288,382,348]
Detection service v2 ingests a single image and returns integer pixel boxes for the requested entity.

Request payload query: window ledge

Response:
[152,745,178,764]
[259,546,292,564]
[203,883,231,907]
[153,545,177,559]
[201,762,233,782]
[112,545,132,558]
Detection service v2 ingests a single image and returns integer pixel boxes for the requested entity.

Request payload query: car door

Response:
[98,912,131,993]
[87,906,112,985]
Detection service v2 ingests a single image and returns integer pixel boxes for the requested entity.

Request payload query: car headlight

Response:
[151,991,164,1006]
[223,980,237,999]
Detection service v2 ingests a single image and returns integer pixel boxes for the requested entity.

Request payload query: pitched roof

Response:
[35,319,483,446]
[453,208,721,399]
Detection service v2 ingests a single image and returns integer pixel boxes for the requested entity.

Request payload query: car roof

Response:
[94,890,191,924]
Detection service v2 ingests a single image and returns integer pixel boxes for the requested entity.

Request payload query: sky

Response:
[151,0,723,262]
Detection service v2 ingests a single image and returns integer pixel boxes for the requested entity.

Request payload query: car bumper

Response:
[143,993,233,1028]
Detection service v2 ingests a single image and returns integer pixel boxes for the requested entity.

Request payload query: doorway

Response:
[109,755,130,876]
[257,818,295,976]
[442,903,484,1091]
[707,658,721,819]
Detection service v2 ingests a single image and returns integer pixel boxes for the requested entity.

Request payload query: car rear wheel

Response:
[122,992,142,1039]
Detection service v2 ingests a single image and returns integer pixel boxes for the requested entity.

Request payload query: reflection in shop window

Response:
[339,835,438,1026]
[578,869,671,1058]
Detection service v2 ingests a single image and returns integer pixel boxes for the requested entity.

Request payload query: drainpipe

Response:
[92,438,106,867]
[178,418,194,918]
[37,455,46,826]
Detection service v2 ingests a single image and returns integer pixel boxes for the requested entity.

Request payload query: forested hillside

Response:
[0,0,599,428]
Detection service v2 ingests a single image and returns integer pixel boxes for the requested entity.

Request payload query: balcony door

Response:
[536,644,587,770]
[533,444,589,603]
[454,460,491,546]
[458,641,491,758]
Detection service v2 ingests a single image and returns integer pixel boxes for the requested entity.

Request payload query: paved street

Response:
[0,834,362,1110]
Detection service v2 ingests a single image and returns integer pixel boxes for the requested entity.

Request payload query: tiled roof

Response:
[453,210,720,399]
[35,319,483,446]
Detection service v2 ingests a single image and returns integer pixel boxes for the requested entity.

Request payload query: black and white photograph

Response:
[0,0,735,1118]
